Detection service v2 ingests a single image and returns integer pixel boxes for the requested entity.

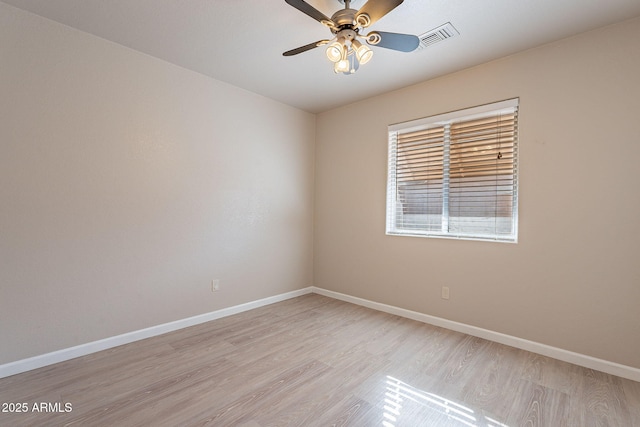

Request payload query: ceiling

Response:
[3,0,640,113]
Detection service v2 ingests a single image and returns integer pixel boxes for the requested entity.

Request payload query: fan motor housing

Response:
[331,8,357,29]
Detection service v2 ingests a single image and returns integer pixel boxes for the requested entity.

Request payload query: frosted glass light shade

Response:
[334,58,350,73]
[326,38,346,63]
[352,40,373,65]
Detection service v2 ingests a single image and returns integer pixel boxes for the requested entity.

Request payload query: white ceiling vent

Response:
[418,22,459,49]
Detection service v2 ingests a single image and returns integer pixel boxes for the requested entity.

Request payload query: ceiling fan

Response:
[283,0,419,74]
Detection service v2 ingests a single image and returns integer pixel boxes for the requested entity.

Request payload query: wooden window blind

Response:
[386,99,519,242]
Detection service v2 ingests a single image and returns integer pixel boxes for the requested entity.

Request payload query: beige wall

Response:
[2,1,639,372]
[0,4,315,364]
[315,17,640,368]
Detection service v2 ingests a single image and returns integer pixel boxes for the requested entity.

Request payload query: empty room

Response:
[1,0,639,425]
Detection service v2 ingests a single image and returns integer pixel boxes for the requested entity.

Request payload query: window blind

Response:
[386,99,519,242]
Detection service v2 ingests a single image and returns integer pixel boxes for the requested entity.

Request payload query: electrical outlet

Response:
[441,286,450,300]
[211,279,220,292]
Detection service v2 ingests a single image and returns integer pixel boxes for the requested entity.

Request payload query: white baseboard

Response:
[4,286,639,383]
[0,287,313,379]
[311,287,640,382]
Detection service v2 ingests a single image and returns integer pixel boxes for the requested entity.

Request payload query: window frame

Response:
[386,98,519,243]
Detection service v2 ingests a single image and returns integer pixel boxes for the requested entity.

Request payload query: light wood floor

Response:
[1,294,639,426]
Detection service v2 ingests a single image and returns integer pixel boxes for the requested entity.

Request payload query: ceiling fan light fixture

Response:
[352,39,373,65]
[283,0,419,75]
[326,37,346,63]
[334,58,350,73]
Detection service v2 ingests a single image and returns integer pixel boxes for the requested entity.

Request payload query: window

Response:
[386,99,519,242]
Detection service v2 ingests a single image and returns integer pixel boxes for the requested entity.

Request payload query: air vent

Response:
[418,22,459,49]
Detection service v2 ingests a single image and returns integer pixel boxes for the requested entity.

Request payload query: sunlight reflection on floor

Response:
[382,376,510,427]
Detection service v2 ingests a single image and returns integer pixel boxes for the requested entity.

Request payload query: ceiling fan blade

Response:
[285,0,332,24]
[367,31,419,52]
[283,40,330,56]
[356,0,404,27]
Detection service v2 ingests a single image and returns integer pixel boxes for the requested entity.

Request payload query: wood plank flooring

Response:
[1,294,638,426]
